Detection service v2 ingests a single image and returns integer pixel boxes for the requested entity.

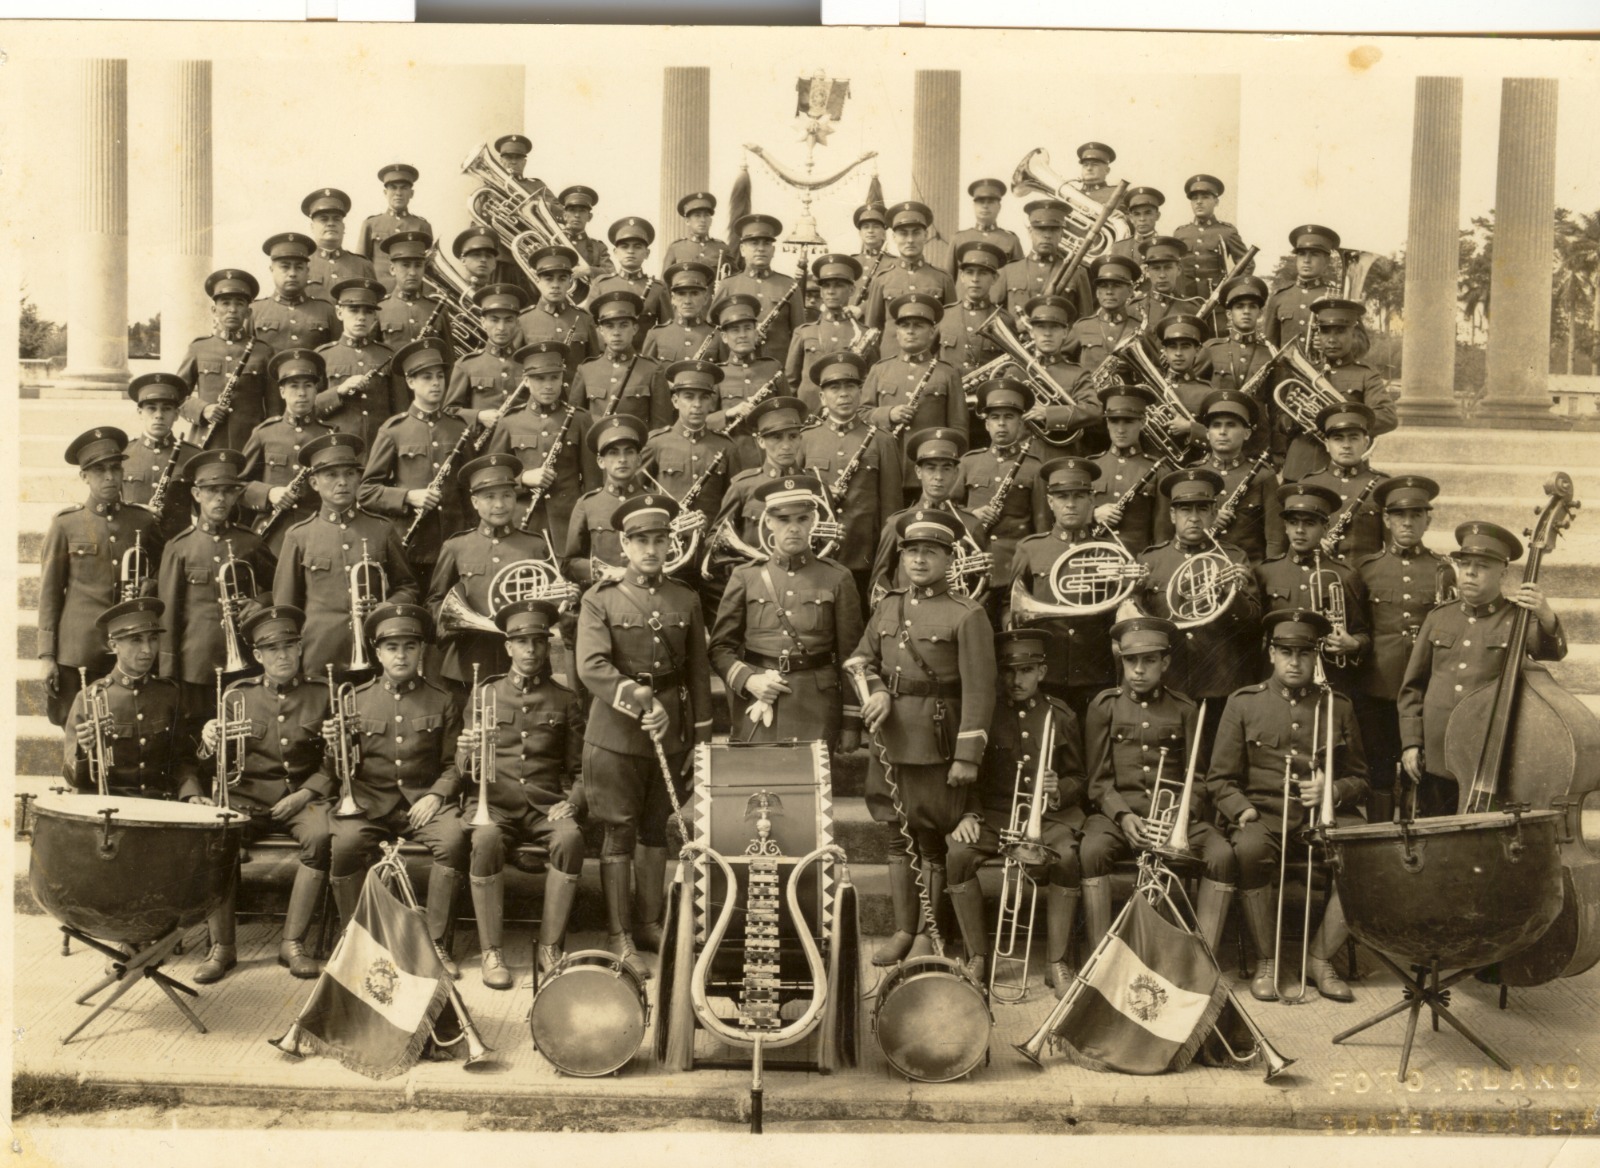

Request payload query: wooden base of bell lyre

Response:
[61,925,207,1044]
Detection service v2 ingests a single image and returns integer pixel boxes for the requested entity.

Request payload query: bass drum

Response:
[28,793,244,945]
[529,949,650,1077]
[873,955,992,1082]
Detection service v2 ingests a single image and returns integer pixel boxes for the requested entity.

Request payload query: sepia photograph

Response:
[4,17,1600,1153]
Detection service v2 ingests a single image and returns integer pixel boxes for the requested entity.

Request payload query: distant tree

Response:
[1458,213,1495,345]
[1363,252,1405,332]
[128,314,161,360]
[19,296,65,360]
[1556,208,1600,375]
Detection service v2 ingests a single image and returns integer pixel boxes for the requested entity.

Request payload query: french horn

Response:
[1008,541,1148,621]
[1163,538,1241,629]
[438,558,577,637]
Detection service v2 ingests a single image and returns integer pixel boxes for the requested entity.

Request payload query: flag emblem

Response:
[363,956,399,1006]
[1127,973,1167,1023]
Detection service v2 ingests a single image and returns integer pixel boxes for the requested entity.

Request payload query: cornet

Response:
[217,540,256,674]
[468,664,495,829]
[213,666,250,812]
[1309,551,1352,668]
[991,711,1060,1004]
[78,667,113,797]
[327,664,363,819]
[118,532,151,603]
[347,539,388,672]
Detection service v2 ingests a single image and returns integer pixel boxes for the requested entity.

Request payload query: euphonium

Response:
[975,312,1098,450]
[468,664,495,829]
[1270,338,1351,439]
[1008,539,1147,621]
[217,539,256,674]
[347,539,388,672]
[1010,147,1132,260]
[1163,535,1240,629]
[1309,551,1352,668]
[79,667,113,797]
[990,711,1061,1004]
[327,664,363,818]
[118,532,151,604]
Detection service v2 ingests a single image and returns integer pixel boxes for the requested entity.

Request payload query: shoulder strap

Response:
[758,564,808,653]
[613,580,685,675]
[893,593,942,685]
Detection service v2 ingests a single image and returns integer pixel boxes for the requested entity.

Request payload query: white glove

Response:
[745,698,775,728]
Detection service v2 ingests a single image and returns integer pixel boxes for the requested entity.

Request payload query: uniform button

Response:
[136,713,144,721]
[278,714,286,722]
[1141,721,1150,728]
[1292,722,1300,730]
[280,737,289,746]
[1462,639,1471,647]
[1455,684,1464,692]
[1142,765,1151,773]
[395,714,404,722]
[396,736,404,743]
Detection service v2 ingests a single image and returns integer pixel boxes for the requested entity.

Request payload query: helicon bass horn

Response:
[1010,147,1132,260]
[461,142,594,289]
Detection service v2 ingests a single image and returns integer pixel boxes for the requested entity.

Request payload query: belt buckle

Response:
[777,650,792,675]
[886,673,902,697]
[647,615,664,632]
[636,671,655,688]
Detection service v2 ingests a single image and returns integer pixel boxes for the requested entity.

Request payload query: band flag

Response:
[269,869,451,1080]
[1056,894,1228,1075]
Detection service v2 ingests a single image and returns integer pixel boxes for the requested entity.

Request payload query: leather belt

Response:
[635,669,684,690]
[741,649,837,674]
[885,674,961,699]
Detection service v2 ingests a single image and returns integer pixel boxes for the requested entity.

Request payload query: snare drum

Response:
[873,955,991,1082]
[528,949,650,1077]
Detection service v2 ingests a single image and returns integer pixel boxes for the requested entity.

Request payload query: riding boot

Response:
[873,855,919,966]
[470,873,513,990]
[1193,879,1235,960]
[1080,876,1112,954]
[194,888,238,985]
[1369,788,1395,825]
[1240,886,1278,1001]
[1045,884,1081,999]
[426,866,462,980]
[946,878,989,985]
[278,862,326,979]
[632,845,668,953]
[908,862,944,959]
[1306,891,1354,1002]
[539,870,580,979]
[602,857,650,981]
[330,872,362,930]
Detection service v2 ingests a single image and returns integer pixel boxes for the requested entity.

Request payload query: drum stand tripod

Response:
[59,925,207,1044]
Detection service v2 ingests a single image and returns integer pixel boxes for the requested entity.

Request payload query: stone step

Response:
[1376,427,1600,466]
[1545,644,1600,695]
[1383,462,1599,501]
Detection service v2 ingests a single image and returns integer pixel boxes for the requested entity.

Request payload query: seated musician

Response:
[323,603,469,976]
[1397,521,1567,818]
[955,378,1048,589]
[456,599,585,989]
[1297,402,1386,564]
[1208,608,1370,1002]
[1081,616,1236,958]
[489,339,597,555]
[867,426,989,608]
[189,604,333,983]
[1197,389,1283,565]
[945,628,1086,995]
[1090,382,1164,556]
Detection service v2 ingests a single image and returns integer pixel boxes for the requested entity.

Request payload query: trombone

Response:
[468,664,495,829]
[118,532,151,603]
[217,540,256,674]
[212,666,250,813]
[1272,659,1340,1004]
[990,710,1060,1004]
[347,539,388,672]
[78,667,113,797]
[326,663,363,819]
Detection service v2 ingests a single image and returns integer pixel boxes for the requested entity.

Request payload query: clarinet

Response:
[144,441,186,517]
[690,326,719,361]
[850,251,884,310]
[977,437,1034,536]
[1208,451,1275,539]
[192,343,252,448]
[676,448,727,514]
[401,417,479,547]
[253,466,313,539]
[725,371,785,435]
[751,284,794,347]
[472,380,531,453]
[889,358,940,440]
[828,411,880,504]
[1092,455,1171,539]
[1320,470,1383,557]
[516,405,578,532]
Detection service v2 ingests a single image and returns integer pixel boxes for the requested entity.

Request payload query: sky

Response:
[4,22,1598,326]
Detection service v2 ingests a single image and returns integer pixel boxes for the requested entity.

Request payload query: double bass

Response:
[1441,471,1600,985]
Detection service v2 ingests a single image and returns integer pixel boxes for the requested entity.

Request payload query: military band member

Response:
[576,493,714,973]
[1209,608,1370,1002]
[1398,521,1567,818]
[376,231,454,354]
[1135,468,1262,747]
[1355,476,1447,822]
[124,372,202,540]
[589,218,669,343]
[189,605,334,982]
[1065,255,1142,374]
[786,253,872,408]
[1153,313,1213,448]
[64,598,196,799]
[643,261,717,365]
[946,627,1086,991]
[458,599,586,988]
[178,268,275,449]
[314,278,399,450]
[445,282,527,415]
[303,188,377,294]
[356,164,432,281]
[1091,383,1165,556]
[1262,224,1341,349]
[990,199,1092,327]
[851,202,890,295]
[452,225,515,301]
[1075,141,1116,204]
[563,414,651,588]
[867,426,988,601]
[1008,457,1121,720]
[1199,389,1284,564]
[1173,175,1252,307]
[642,358,740,535]
[1255,482,1370,697]
[1111,186,1164,261]
[1288,301,1398,484]
[709,474,865,746]
[514,244,597,379]
[1297,403,1387,564]
[253,233,340,358]
[855,508,998,964]
[241,349,336,554]
[40,428,164,725]
[1133,236,1204,335]
[947,177,1025,279]
[940,241,1011,386]
[709,293,789,468]
[272,432,419,678]
[864,201,958,362]
[720,213,805,364]
[711,396,812,556]
[487,340,596,552]
[571,290,670,433]
[1081,616,1238,957]
[800,351,903,604]
[324,603,468,974]
[494,134,545,198]
[1201,275,1277,458]
[558,185,616,287]
[661,191,732,275]
[864,293,965,448]
[956,378,1049,587]
[1021,294,1100,440]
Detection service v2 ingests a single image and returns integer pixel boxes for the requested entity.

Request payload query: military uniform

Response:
[661,234,731,274]
[1064,308,1140,375]
[563,481,647,586]
[719,266,805,365]
[1300,461,1386,563]
[1137,537,1261,703]
[378,289,453,353]
[65,665,195,799]
[988,255,1091,334]
[787,311,871,410]
[314,335,400,452]
[643,318,717,366]
[642,422,740,532]
[801,407,902,584]
[490,401,596,551]
[939,300,1010,385]
[1262,280,1337,349]
[572,351,670,432]
[1255,549,1370,693]
[1173,220,1249,304]
[1090,387,1166,554]
[359,404,470,573]
[947,225,1024,279]
[869,499,988,602]
[427,518,554,686]
[863,349,965,448]
[1204,450,1283,564]
[957,436,1048,588]
[519,300,598,376]
[176,331,275,451]
[865,259,957,363]
[241,411,334,554]
[308,248,376,296]
[122,430,203,542]
[445,343,522,414]
[358,212,433,272]
[157,515,275,690]
[1281,359,1396,483]
[253,293,340,357]
[590,269,670,343]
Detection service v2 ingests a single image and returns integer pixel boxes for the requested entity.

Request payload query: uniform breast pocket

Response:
[808,456,833,476]
[264,451,292,475]
[68,539,100,559]
[912,624,956,653]
[111,719,137,742]
[1247,730,1282,756]
[612,613,653,654]
[656,454,690,482]
[408,715,442,741]
[359,717,387,743]
[304,555,334,578]
[398,444,430,471]
[185,566,213,588]
[198,357,226,379]
[966,471,995,494]
[254,320,281,338]
[457,558,489,583]
[1429,630,1457,651]
[791,590,835,633]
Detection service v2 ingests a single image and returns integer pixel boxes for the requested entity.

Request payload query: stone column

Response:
[660,67,711,244]
[154,61,213,364]
[1399,77,1464,426]
[1480,78,1566,429]
[911,70,960,270]
[62,59,129,385]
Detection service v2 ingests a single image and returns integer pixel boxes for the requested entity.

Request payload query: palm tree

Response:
[1458,214,1494,346]
[1556,208,1600,375]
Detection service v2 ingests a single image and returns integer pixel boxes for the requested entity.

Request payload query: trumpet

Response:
[217,540,256,674]
[1163,535,1240,629]
[1309,551,1352,668]
[1009,540,1147,621]
[438,559,576,637]
[1145,699,1205,867]
[212,666,250,812]
[991,710,1060,1004]
[347,539,388,672]
[327,663,362,818]
[468,664,495,829]
[118,532,151,603]
[1010,148,1133,261]
[79,667,113,797]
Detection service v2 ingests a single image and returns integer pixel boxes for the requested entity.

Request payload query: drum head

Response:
[529,951,648,1077]
[875,957,991,1083]
[32,792,244,828]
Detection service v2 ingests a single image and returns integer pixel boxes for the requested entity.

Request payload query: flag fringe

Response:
[1171,980,1231,1072]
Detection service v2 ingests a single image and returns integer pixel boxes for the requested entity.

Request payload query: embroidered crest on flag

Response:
[1127,973,1168,1023]
[364,956,399,1005]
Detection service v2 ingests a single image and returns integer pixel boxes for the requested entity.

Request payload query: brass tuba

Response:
[1010,148,1132,260]
[420,244,491,353]
[1008,541,1148,622]
[438,558,576,638]
[461,142,593,288]
[1270,337,1350,441]
[1163,536,1240,629]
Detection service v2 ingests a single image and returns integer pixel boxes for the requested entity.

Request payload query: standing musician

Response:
[272,432,418,679]
[1209,608,1370,1002]
[720,212,805,365]
[571,290,671,433]
[786,253,871,409]
[1281,301,1397,484]
[800,350,903,607]
[939,241,1012,389]
[1020,294,1100,439]
[576,493,714,974]
[123,372,202,540]
[458,599,586,989]
[955,378,1049,589]
[1262,224,1341,349]
[1064,255,1142,374]
[1134,236,1205,336]
[1110,186,1164,261]
[64,598,197,799]
[850,202,890,303]
[1200,275,1277,460]
[1355,475,1446,822]
[642,360,741,594]
[323,603,468,974]
[946,627,1085,993]
[947,177,1025,279]
[1173,175,1252,311]
[991,199,1092,325]
[1254,482,1370,697]
[1150,313,1213,450]
[643,261,716,366]
[709,473,864,747]
[494,134,544,197]
[1134,468,1262,749]
[563,414,651,590]
[518,245,599,378]
[452,225,519,304]
[314,277,400,451]
[661,191,732,275]
[591,217,671,342]
[240,349,335,555]
[855,508,998,965]
[1008,457,1122,720]
[557,185,617,287]
[1081,616,1237,957]
[445,282,528,416]
[868,427,989,605]
[356,164,432,284]
[1298,402,1387,561]
[302,187,378,295]
[40,428,164,726]
[427,454,558,693]
[252,233,340,358]
[1198,389,1284,565]
[863,292,966,449]
[1074,142,1117,204]
[1091,383,1165,556]
[188,605,333,983]
[1398,521,1567,818]
[490,340,597,552]
[710,396,812,555]
[178,268,274,449]
[376,231,455,355]
[864,201,958,362]
[710,292,791,467]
